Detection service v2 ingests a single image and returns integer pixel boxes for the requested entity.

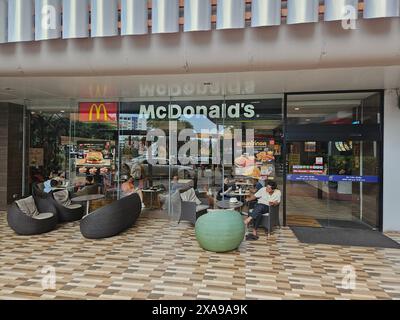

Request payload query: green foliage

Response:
[30,113,115,176]
[30,113,69,176]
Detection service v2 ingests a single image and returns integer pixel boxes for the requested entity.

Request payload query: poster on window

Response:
[29,148,44,167]
[304,142,316,152]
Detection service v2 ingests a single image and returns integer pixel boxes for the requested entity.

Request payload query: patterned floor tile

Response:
[0,212,400,300]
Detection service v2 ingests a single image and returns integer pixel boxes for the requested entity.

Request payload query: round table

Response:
[71,194,105,216]
[226,191,250,204]
[142,188,163,209]
[227,191,250,197]
[216,200,243,210]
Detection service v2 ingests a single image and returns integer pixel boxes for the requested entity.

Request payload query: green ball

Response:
[195,210,245,253]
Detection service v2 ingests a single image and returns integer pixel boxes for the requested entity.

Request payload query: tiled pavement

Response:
[0,212,400,300]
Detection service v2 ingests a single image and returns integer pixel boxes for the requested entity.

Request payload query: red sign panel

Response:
[79,102,117,123]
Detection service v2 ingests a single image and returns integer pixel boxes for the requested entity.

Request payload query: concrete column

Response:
[383,89,400,232]
[0,103,24,210]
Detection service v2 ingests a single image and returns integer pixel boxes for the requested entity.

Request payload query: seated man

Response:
[244,181,281,240]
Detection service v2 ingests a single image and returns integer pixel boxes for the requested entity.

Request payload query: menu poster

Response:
[29,148,44,167]
[261,164,275,177]
[304,142,316,152]
[289,153,300,168]
[315,157,324,165]
[274,144,281,156]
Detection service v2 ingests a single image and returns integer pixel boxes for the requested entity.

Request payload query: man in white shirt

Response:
[244,181,281,240]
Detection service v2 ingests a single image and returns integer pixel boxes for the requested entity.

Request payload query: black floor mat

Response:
[291,226,400,249]
[317,219,371,230]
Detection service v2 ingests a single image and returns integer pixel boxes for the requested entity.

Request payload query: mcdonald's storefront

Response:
[23,90,396,232]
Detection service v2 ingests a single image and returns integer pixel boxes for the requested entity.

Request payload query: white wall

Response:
[0,18,400,76]
[383,89,400,232]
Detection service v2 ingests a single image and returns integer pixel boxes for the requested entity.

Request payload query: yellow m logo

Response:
[88,104,108,121]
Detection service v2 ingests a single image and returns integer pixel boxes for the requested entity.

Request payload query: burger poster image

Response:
[85,151,104,164]
[234,149,276,178]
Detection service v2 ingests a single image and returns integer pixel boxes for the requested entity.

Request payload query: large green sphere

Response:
[195,210,245,253]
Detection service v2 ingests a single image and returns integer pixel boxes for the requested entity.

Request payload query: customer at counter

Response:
[244,181,281,240]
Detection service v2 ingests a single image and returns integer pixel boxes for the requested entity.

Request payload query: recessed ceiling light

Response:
[305,118,311,122]
[294,107,300,111]
[60,110,65,113]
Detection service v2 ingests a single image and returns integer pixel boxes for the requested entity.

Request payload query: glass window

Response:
[26,102,72,195]
[287,92,381,125]
[70,102,119,205]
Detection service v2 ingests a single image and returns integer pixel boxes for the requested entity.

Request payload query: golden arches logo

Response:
[88,103,108,121]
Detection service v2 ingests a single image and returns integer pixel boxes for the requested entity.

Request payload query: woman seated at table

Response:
[217,178,237,201]
[44,179,60,193]
[121,176,145,208]
[244,181,281,240]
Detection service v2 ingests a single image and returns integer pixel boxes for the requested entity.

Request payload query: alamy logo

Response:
[41,265,56,290]
[341,265,356,290]
[341,5,357,30]
[41,5,57,30]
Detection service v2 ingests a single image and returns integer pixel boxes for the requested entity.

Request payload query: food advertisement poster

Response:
[234,138,277,178]
[29,148,44,167]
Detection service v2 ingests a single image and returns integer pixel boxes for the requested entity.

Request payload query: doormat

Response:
[291,226,400,249]
[316,219,371,230]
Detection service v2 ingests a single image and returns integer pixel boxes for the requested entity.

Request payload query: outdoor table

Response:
[227,191,250,197]
[71,194,105,216]
[216,200,244,211]
[142,188,163,209]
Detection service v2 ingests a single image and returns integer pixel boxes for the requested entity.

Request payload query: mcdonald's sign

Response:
[79,102,117,123]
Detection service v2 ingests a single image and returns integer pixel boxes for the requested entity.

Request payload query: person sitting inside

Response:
[74,175,99,196]
[85,175,94,186]
[217,178,236,201]
[255,177,266,191]
[170,175,181,193]
[244,181,281,240]
[121,176,145,208]
[44,179,59,193]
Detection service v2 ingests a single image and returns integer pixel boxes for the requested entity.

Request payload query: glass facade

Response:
[24,90,383,230]
[25,95,284,220]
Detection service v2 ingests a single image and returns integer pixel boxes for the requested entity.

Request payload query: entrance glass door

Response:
[286,140,380,230]
[284,91,383,230]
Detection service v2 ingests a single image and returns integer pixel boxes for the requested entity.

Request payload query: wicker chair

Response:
[255,204,280,236]
[80,193,142,239]
[244,201,281,236]
[32,182,50,199]
[49,190,85,223]
[170,188,209,225]
[7,196,58,235]
[72,184,100,197]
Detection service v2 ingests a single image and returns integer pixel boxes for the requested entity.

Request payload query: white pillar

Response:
[383,89,400,232]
